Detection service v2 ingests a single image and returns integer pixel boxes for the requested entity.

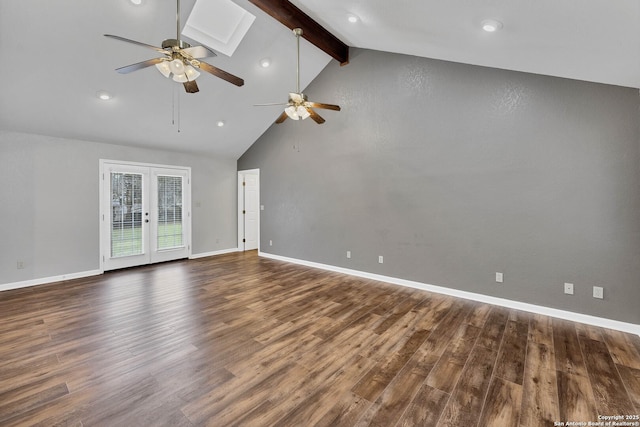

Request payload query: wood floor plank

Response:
[437,343,498,427]
[263,355,378,427]
[0,382,70,424]
[426,323,479,393]
[352,328,431,402]
[575,322,604,342]
[0,251,638,426]
[314,391,373,427]
[364,341,446,427]
[602,329,640,370]
[476,307,510,350]
[556,370,598,422]
[579,337,636,416]
[395,384,449,427]
[520,342,560,427]
[465,303,492,329]
[616,365,640,412]
[494,318,529,385]
[477,377,522,427]
[553,318,588,376]
[528,313,554,347]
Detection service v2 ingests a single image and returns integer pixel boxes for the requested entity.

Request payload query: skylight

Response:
[182,0,255,57]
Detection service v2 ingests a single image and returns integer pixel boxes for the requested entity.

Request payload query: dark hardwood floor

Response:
[1,251,639,426]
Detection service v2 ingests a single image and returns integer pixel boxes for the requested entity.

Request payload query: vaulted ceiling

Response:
[0,0,637,160]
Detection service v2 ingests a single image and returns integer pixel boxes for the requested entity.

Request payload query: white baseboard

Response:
[0,249,239,293]
[0,269,103,293]
[259,251,640,336]
[190,248,239,259]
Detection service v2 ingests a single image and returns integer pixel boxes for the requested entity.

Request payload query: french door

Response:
[100,160,191,271]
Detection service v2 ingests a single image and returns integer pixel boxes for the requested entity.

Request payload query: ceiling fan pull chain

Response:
[172,84,181,133]
[177,86,181,133]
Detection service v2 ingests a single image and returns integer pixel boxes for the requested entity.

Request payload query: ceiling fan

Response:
[104,0,243,93]
[256,28,340,124]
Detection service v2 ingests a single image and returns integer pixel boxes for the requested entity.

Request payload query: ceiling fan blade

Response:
[181,46,216,59]
[307,108,326,124]
[116,57,167,74]
[183,80,199,93]
[306,102,341,111]
[104,34,166,54]
[254,102,289,107]
[275,111,289,124]
[196,61,244,87]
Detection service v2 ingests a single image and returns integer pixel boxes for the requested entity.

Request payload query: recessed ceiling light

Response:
[96,90,113,100]
[129,0,143,5]
[259,57,271,68]
[347,14,359,23]
[217,120,225,127]
[481,19,503,32]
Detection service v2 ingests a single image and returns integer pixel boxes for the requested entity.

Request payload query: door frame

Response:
[99,159,192,272]
[237,169,260,251]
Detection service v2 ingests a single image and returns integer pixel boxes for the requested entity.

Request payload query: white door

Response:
[238,170,259,251]
[101,161,191,271]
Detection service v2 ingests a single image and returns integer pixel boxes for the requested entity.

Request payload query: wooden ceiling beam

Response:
[248,0,349,65]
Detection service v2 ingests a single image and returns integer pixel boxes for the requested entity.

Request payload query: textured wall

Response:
[0,131,237,285]
[238,48,640,324]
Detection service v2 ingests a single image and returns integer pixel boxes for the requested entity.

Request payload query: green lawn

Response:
[111,223,183,257]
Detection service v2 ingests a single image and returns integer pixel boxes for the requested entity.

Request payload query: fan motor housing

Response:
[161,39,191,50]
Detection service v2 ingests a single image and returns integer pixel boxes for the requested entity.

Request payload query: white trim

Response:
[100,159,192,170]
[190,248,239,259]
[0,270,103,292]
[1,248,237,292]
[258,251,640,336]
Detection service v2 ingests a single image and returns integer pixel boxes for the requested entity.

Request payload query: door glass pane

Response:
[157,175,183,250]
[110,172,143,257]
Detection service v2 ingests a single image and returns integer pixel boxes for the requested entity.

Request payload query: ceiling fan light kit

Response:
[285,104,310,120]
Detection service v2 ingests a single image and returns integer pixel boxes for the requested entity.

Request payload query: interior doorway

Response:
[100,160,191,271]
[238,169,260,251]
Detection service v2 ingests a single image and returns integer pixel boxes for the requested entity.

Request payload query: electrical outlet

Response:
[564,282,574,295]
[346,251,351,259]
[593,286,604,299]
[269,240,273,246]
[17,261,25,270]
[378,256,384,264]
[495,272,503,283]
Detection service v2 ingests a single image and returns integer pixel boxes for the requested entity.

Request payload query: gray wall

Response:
[238,48,640,324]
[1,130,237,285]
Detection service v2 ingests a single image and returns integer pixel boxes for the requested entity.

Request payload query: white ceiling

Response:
[1,0,638,160]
